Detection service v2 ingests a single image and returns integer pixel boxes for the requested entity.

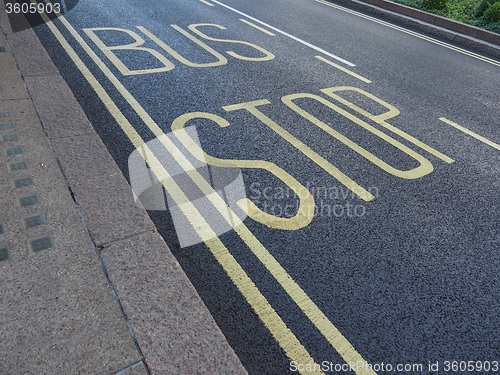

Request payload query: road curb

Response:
[327,0,500,59]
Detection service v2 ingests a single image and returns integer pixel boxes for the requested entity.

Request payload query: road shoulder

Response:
[327,0,500,58]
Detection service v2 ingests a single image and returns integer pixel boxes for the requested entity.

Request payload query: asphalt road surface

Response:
[22,0,500,373]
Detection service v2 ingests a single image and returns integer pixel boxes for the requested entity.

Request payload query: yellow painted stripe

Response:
[315,55,371,83]
[239,18,276,36]
[313,0,500,68]
[223,100,376,202]
[170,115,316,230]
[439,117,500,151]
[199,0,214,6]
[39,3,377,374]
[323,87,455,164]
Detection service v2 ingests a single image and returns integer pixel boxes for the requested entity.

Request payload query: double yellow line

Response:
[33,2,376,374]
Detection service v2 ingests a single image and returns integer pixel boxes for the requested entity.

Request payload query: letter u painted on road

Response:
[188,23,275,62]
[137,25,228,68]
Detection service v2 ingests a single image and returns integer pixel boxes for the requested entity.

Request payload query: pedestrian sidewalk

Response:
[0,7,246,375]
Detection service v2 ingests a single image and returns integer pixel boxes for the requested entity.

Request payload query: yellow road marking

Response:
[239,18,276,36]
[199,0,214,6]
[313,0,500,68]
[315,55,371,83]
[170,112,316,230]
[282,92,434,179]
[211,0,356,66]
[439,117,500,151]
[138,25,228,67]
[37,2,377,374]
[324,87,455,164]
[223,100,376,201]
[188,23,275,62]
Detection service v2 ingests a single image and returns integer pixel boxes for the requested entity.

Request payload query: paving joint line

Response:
[0,97,30,102]
[98,230,158,251]
[94,241,153,375]
[111,361,146,375]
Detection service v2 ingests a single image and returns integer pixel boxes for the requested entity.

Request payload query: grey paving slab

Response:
[5,28,58,77]
[0,40,22,78]
[24,75,97,138]
[0,77,28,100]
[0,50,27,98]
[0,243,141,375]
[50,134,156,247]
[101,232,247,375]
